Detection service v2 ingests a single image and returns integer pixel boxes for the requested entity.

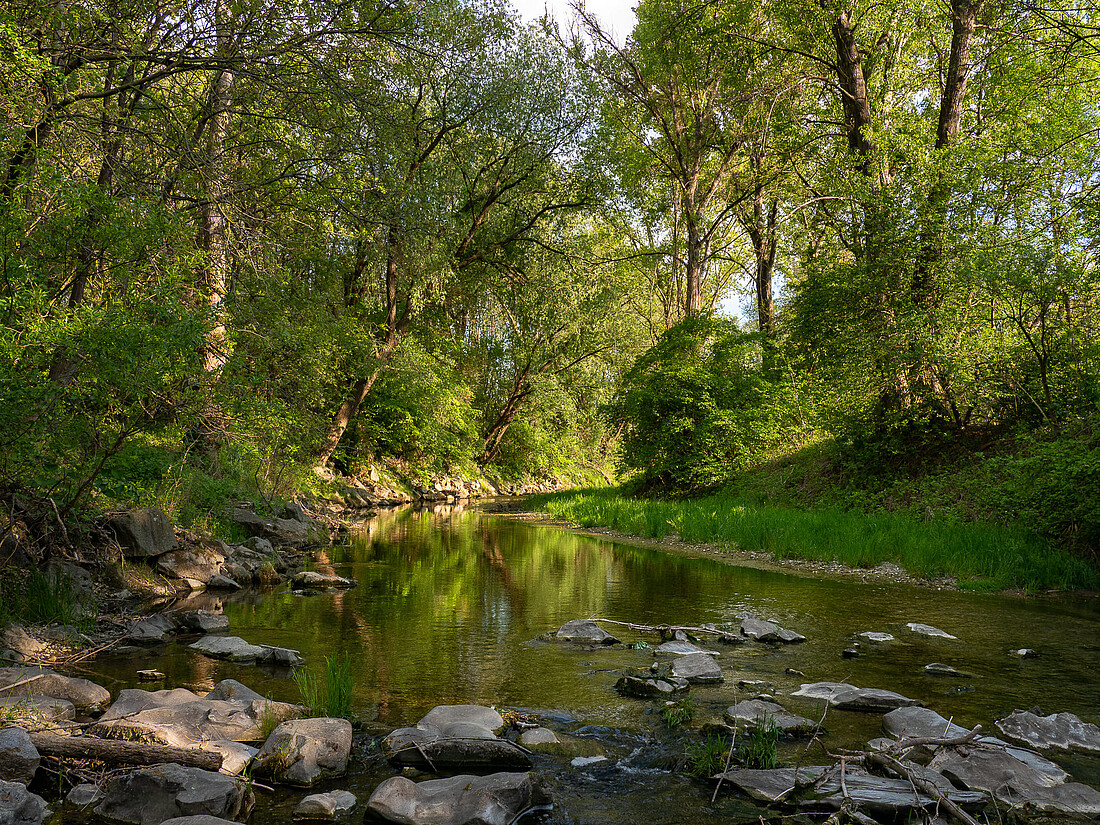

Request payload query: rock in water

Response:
[553,620,619,645]
[995,709,1100,753]
[740,618,806,644]
[253,718,353,786]
[384,705,531,771]
[670,652,723,683]
[366,772,550,825]
[293,790,357,820]
[905,623,957,639]
[95,764,253,825]
[724,700,816,736]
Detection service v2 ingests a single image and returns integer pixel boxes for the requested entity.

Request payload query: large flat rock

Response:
[715,767,826,803]
[95,764,253,825]
[0,666,110,713]
[670,652,723,683]
[384,705,530,771]
[805,766,987,817]
[366,772,549,825]
[995,710,1100,754]
[724,700,817,735]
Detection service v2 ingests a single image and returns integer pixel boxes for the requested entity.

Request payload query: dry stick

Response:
[864,750,981,825]
[711,684,739,802]
[29,733,223,771]
[0,674,46,694]
[48,497,73,556]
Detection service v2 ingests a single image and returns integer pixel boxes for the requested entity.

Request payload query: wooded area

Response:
[2,0,1098,552]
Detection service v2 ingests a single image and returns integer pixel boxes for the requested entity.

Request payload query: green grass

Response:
[293,653,354,720]
[661,698,696,729]
[684,735,731,778]
[0,568,89,629]
[528,488,1100,593]
[739,716,780,769]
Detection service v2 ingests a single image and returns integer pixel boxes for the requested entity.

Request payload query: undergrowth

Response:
[528,488,1100,593]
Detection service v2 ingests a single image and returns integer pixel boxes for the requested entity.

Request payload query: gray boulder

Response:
[175,610,230,634]
[0,779,50,824]
[0,666,110,713]
[1,627,47,661]
[188,635,303,666]
[0,727,39,786]
[107,507,178,558]
[519,728,560,748]
[227,509,311,547]
[94,764,253,825]
[291,571,356,589]
[740,618,806,644]
[791,682,919,713]
[807,766,987,817]
[157,546,227,589]
[655,641,718,656]
[366,772,549,825]
[995,709,1100,754]
[127,614,177,644]
[253,717,352,786]
[92,685,300,767]
[859,632,895,643]
[714,767,826,803]
[65,784,103,807]
[293,790,357,820]
[384,706,530,771]
[614,674,689,698]
[553,620,618,645]
[724,700,816,735]
[670,652,723,684]
[0,696,74,723]
[929,746,1100,818]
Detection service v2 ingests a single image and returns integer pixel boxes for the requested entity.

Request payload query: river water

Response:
[94,502,1100,823]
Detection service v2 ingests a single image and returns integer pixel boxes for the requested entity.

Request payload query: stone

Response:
[157,546,227,589]
[670,652,723,684]
[107,507,179,558]
[614,675,689,699]
[806,766,988,817]
[366,772,550,825]
[291,571,357,589]
[859,632,895,643]
[929,746,1100,818]
[737,680,775,693]
[905,622,958,639]
[995,709,1100,753]
[655,641,717,656]
[924,663,970,677]
[0,727,39,785]
[740,618,805,644]
[293,790,357,820]
[66,783,103,807]
[384,706,531,771]
[790,682,855,703]
[204,679,266,703]
[206,574,241,590]
[95,764,253,825]
[1011,648,1040,658]
[189,635,303,666]
[160,818,244,825]
[829,687,921,713]
[571,755,606,767]
[128,614,177,644]
[724,700,817,735]
[519,727,560,747]
[0,696,74,723]
[553,620,619,645]
[253,717,352,786]
[0,666,110,713]
[1,627,46,660]
[0,779,50,824]
[227,509,310,547]
[92,686,300,767]
[174,610,230,634]
[715,767,826,803]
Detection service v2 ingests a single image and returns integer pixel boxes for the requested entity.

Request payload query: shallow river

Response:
[95,502,1100,824]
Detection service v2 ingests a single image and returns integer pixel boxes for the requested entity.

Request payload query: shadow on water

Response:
[91,501,1100,823]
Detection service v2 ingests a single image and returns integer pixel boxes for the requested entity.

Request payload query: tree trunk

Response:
[200,0,234,374]
[30,733,223,771]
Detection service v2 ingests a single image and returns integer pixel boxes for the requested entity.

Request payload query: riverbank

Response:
[524,488,1100,594]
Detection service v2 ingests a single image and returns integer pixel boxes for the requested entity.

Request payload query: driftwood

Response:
[29,733,223,771]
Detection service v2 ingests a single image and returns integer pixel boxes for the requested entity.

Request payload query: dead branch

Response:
[29,733,223,771]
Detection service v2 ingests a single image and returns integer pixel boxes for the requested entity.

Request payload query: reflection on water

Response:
[93,502,1100,823]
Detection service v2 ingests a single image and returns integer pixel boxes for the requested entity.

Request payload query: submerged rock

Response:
[923,663,971,678]
[94,764,253,825]
[724,700,817,735]
[859,632,895,643]
[366,772,550,825]
[995,709,1100,754]
[655,640,718,656]
[553,620,619,645]
[905,622,958,639]
[614,674,689,698]
[253,717,353,787]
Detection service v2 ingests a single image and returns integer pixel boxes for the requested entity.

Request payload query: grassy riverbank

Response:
[527,488,1100,593]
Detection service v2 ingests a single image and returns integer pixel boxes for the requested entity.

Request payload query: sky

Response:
[509,0,638,42]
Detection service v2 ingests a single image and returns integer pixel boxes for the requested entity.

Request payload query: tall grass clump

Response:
[0,568,89,628]
[740,717,779,769]
[528,488,1099,593]
[293,653,354,719]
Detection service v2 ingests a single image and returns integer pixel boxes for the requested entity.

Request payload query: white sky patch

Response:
[510,0,637,43]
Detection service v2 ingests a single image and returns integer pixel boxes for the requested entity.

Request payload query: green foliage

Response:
[739,717,779,770]
[293,653,354,720]
[660,698,696,730]
[0,568,89,629]
[683,735,730,779]
[530,487,1100,592]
